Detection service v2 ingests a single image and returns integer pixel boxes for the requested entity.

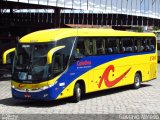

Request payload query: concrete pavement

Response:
[0,65,160,115]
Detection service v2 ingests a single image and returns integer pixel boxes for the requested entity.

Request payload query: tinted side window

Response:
[54,37,75,74]
[75,37,106,56]
[134,37,156,52]
[122,37,134,53]
[75,38,86,58]
[134,38,144,52]
[142,37,156,52]
[150,37,156,51]
[75,37,94,57]
[93,38,106,55]
[106,37,120,54]
[75,37,155,58]
[146,38,151,51]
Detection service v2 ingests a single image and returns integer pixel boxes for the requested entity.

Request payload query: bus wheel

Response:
[73,83,81,103]
[133,72,141,89]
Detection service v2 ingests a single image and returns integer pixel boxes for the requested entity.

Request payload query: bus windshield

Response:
[12,43,55,83]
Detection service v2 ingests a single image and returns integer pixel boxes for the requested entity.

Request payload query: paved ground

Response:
[0,65,160,115]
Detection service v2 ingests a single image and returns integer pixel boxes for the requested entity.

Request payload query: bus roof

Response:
[19,28,156,43]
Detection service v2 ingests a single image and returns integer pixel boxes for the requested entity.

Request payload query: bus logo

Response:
[98,65,131,88]
[77,60,92,66]
[18,84,25,88]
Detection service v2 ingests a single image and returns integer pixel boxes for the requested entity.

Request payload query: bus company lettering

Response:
[31,85,39,89]
[18,84,25,88]
[77,61,92,67]
[98,65,131,88]
[18,84,39,89]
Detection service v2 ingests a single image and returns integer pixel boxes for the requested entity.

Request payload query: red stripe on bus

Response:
[98,65,131,88]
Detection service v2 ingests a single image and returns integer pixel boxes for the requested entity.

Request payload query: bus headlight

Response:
[11,85,15,88]
[42,86,48,90]
[41,83,56,90]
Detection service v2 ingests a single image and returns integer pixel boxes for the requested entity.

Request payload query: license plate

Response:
[24,94,31,98]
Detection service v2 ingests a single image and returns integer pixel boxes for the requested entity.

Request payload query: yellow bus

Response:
[153,30,160,61]
[3,28,157,102]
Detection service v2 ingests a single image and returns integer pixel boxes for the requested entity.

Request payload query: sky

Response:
[6,0,160,19]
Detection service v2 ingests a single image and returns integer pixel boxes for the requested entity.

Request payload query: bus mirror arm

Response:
[3,48,16,64]
[47,46,65,64]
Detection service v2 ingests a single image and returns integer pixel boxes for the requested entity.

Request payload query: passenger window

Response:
[75,39,85,58]
[150,37,156,51]
[76,37,107,56]
[143,37,156,52]
[135,38,144,52]
[145,38,151,52]
[134,38,138,52]
[94,38,105,55]
[74,37,156,58]
[134,37,156,52]
[141,38,147,52]
[122,38,133,53]
[52,52,64,76]
[106,37,120,54]
[76,37,94,56]
[56,37,75,71]
[84,38,93,55]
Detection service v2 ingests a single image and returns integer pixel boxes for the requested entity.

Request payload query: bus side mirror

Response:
[47,46,65,64]
[3,48,16,64]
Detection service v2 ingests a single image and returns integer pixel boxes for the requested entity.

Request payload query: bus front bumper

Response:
[11,87,59,101]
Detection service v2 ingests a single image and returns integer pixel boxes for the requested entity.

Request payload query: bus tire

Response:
[72,83,81,103]
[133,72,141,89]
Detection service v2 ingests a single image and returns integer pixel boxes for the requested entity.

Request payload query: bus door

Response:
[71,37,94,93]
[50,37,77,97]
